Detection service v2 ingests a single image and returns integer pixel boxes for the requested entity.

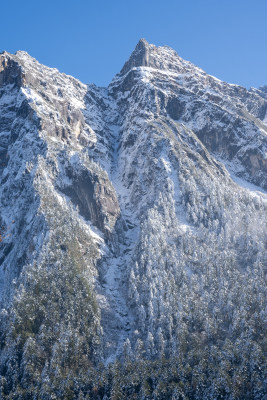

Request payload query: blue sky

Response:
[1,0,266,88]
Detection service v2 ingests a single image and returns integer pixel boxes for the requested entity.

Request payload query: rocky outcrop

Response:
[0,52,24,87]
[59,164,120,237]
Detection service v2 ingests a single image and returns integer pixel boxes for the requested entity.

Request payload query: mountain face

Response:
[0,39,266,399]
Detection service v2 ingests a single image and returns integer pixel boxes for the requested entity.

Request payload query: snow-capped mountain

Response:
[0,39,266,399]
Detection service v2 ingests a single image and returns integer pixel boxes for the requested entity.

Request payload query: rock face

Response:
[0,41,266,398]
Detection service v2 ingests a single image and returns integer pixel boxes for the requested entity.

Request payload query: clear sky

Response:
[1,0,266,89]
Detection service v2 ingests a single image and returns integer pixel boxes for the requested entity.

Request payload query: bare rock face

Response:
[59,164,120,236]
[0,52,24,87]
[0,40,266,398]
[120,39,152,74]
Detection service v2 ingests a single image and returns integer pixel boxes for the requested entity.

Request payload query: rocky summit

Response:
[0,39,266,399]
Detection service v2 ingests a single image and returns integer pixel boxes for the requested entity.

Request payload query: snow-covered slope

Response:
[0,40,266,398]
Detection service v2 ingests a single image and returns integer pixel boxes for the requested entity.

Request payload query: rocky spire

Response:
[0,52,23,87]
[120,38,152,75]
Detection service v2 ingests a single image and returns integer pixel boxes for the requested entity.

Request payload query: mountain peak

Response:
[135,38,150,53]
[120,38,152,75]
[119,39,181,76]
